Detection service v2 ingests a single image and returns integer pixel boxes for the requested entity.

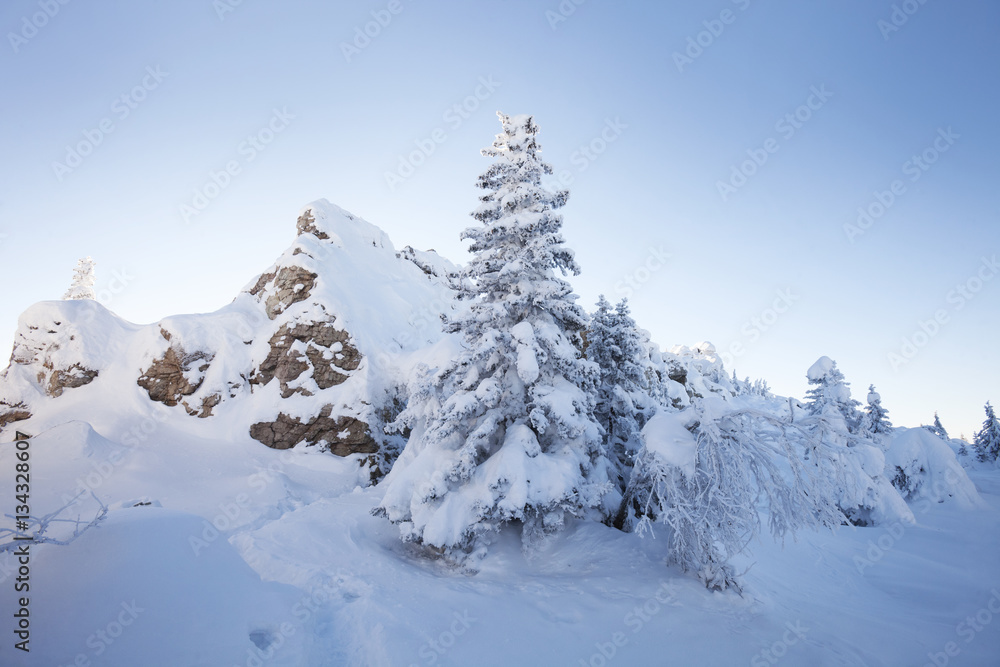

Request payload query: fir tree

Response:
[974,402,1000,463]
[804,356,862,433]
[376,113,609,560]
[859,384,893,443]
[586,296,650,514]
[930,412,949,440]
[63,256,96,300]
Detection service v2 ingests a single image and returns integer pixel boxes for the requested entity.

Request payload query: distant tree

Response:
[63,256,96,300]
[376,113,610,562]
[802,358,910,525]
[974,402,1000,463]
[930,412,949,440]
[804,356,862,433]
[859,384,893,444]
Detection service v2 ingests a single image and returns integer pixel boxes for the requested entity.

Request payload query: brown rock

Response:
[184,392,221,418]
[137,346,214,407]
[247,265,319,320]
[249,405,377,455]
[251,320,360,398]
[296,210,329,239]
[44,362,99,398]
[0,401,31,431]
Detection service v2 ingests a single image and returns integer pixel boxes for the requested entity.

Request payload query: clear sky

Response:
[1,0,997,437]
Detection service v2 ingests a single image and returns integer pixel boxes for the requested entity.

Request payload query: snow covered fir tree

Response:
[0,111,996,665]
[974,402,1000,463]
[376,112,611,561]
[860,384,893,443]
[62,255,96,300]
[585,295,651,516]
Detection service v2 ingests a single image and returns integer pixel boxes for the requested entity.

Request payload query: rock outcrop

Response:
[249,406,377,455]
[251,320,360,398]
[137,344,214,410]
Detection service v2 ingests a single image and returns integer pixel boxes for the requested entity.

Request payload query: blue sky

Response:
[1,0,997,437]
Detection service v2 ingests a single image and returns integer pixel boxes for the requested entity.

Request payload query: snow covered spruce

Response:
[63,256,97,301]
[374,113,612,562]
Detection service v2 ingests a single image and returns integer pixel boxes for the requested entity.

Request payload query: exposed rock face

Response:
[247,266,318,320]
[137,345,214,409]
[0,401,31,430]
[8,318,101,398]
[295,210,329,239]
[249,406,377,454]
[251,320,361,398]
[44,362,99,397]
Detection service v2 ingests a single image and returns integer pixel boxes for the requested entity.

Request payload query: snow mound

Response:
[884,427,984,508]
[1,507,306,667]
[807,355,836,381]
[640,411,698,478]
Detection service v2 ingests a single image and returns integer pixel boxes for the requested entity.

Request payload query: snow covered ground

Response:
[2,421,998,666]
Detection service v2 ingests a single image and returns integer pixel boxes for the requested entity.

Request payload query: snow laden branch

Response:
[0,491,108,552]
[619,402,887,592]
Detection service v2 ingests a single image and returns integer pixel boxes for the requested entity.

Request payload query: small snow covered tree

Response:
[62,256,96,300]
[974,402,1000,463]
[376,112,610,562]
[859,384,893,444]
[586,296,651,510]
[925,412,949,440]
[801,358,910,526]
[805,356,862,433]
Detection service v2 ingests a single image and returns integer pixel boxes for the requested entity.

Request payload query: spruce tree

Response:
[860,384,893,443]
[804,356,862,433]
[376,113,609,560]
[974,402,1000,463]
[63,256,96,300]
[931,412,949,440]
[586,296,649,511]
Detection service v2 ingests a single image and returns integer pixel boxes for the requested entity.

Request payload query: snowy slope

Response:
[1,420,998,666]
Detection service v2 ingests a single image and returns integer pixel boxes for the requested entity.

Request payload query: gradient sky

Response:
[1,0,997,437]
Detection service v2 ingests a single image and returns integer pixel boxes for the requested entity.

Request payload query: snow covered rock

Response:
[0,200,459,465]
